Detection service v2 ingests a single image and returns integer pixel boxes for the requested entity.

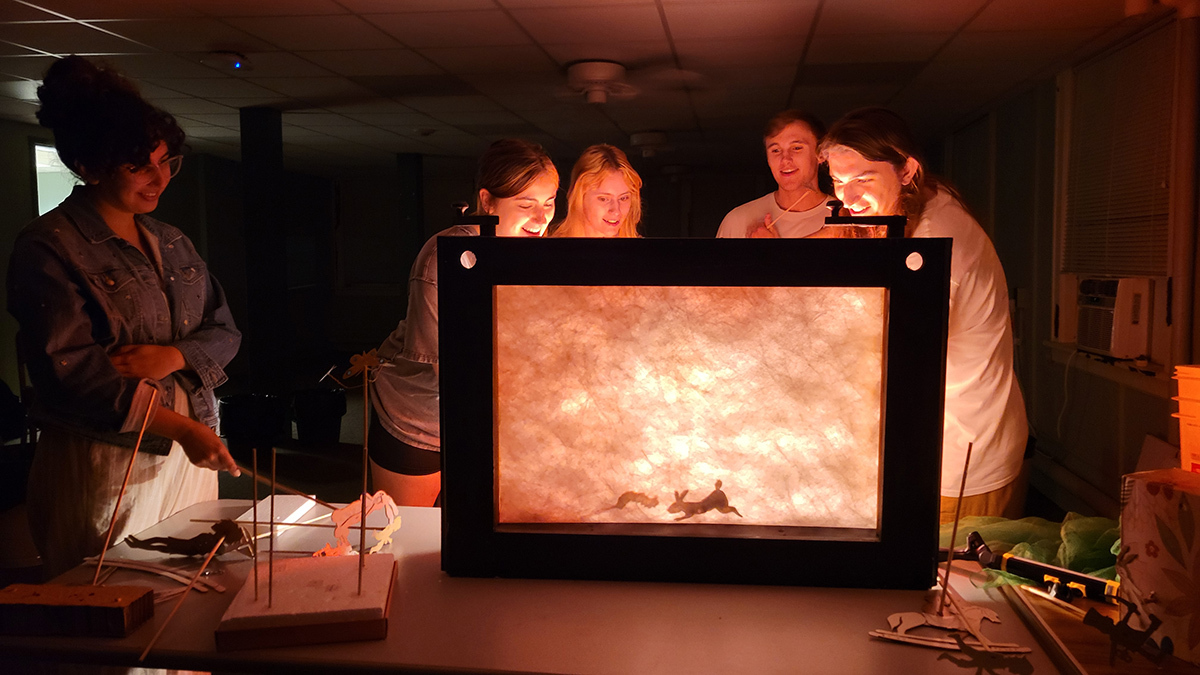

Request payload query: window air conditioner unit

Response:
[1074,277,1151,359]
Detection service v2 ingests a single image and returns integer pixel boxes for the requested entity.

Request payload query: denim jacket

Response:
[7,187,241,454]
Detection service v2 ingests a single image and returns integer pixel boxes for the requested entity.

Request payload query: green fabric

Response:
[940,512,1121,586]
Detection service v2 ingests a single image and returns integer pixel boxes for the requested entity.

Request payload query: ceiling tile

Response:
[247,76,377,106]
[969,0,1126,31]
[418,44,557,75]
[365,11,532,48]
[434,109,528,126]
[186,0,350,17]
[510,5,666,44]
[0,42,39,57]
[227,15,400,51]
[940,29,1097,64]
[12,0,201,20]
[351,74,478,97]
[215,51,333,78]
[158,97,233,114]
[674,37,804,71]
[105,53,229,79]
[0,21,146,53]
[284,111,369,127]
[342,111,441,127]
[342,0,495,10]
[300,49,440,77]
[818,0,989,34]
[322,98,419,114]
[399,94,504,113]
[136,81,196,98]
[282,125,334,140]
[499,0,651,7]
[182,124,239,138]
[702,65,795,91]
[798,61,925,87]
[806,32,948,64]
[175,112,240,127]
[789,83,902,116]
[1,3,64,20]
[104,19,271,53]
[144,77,280,98]
[662,0,818,40]
[0,54,57,79]
[542,40,670,67]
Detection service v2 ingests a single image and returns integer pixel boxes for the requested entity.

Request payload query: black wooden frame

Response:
[439,237,950,589]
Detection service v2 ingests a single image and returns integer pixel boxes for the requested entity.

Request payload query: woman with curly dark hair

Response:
[8,56,241,576]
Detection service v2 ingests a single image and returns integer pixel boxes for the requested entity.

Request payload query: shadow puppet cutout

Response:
[937,633,1034,675]
[125,519,250,557]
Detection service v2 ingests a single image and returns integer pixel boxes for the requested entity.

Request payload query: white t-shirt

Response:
[716,192,832,238]
[914,190,1028,496]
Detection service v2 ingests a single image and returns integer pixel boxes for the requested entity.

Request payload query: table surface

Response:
[0,499,1063,674]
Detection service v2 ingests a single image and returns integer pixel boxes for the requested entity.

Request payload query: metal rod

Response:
[359,368,369,595]
[138,534,225,662]
[234,460,336,511]
[94,388,158,585]
[252,447,258,601]
[269,447,275,608]
[938,441,973,617]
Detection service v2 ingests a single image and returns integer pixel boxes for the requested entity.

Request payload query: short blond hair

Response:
[554,144,642,238]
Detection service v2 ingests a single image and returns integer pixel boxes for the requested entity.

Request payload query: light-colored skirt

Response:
[26,388,218,579]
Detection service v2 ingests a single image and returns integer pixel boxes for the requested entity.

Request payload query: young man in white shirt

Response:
[716,110,832,239]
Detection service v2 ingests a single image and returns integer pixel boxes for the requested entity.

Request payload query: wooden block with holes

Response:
[215,553,396,651]
[0,583,154,637]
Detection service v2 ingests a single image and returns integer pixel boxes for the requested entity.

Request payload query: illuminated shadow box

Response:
[439,237,950,589]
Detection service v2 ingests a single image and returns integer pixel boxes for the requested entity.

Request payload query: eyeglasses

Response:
[125,155,183,182]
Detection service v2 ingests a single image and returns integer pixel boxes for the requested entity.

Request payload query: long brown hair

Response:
[554,144,642,238]
[474,138,557,215]
[818,107,958,235]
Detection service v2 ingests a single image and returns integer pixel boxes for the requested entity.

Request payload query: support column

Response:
[240,107,289,394]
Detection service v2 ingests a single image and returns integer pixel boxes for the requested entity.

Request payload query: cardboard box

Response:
[1118,469,1200,664]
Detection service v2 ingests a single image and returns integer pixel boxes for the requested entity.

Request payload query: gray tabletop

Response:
[0,499,1060,674]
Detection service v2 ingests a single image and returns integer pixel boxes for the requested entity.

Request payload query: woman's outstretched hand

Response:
[148,407,240,476]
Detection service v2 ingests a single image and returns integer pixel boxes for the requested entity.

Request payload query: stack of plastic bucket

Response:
[1174,365,1200,472]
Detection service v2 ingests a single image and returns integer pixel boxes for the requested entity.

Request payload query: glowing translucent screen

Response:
[494,286,886,530]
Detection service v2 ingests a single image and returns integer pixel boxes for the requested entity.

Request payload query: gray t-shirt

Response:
[370,224,476,452]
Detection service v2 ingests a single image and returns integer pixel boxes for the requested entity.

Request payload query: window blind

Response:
[1061,24,1175,277]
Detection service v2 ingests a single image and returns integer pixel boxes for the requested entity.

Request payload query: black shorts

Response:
[367,413,441,476]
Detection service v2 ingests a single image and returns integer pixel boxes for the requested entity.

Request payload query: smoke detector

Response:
[201,51,253,73]
[566,61,636,104]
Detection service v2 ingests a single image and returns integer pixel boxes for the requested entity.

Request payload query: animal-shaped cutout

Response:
[313,490,401,557]
[937,633,1034,675]
[604,491,659,511]
[887,606,1000,642]
[667,480,743,521]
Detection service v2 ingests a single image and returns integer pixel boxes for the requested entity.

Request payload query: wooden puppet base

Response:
[0,583,154,637]
[215,554,395,651]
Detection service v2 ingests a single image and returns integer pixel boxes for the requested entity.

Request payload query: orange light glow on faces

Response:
[483,172,558,237]
[825,146,916,217]
[493,285,887,531]
[765,121,819,195]
[580,170,632,238]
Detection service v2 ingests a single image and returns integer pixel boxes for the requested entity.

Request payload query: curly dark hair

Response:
[36,55,185,178]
